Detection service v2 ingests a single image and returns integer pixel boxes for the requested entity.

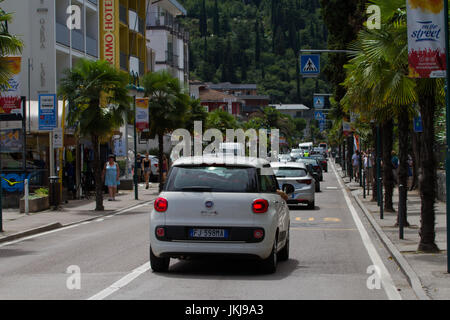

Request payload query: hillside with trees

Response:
[178,0,332,106]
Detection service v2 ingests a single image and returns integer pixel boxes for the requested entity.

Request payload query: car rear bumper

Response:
[150,227,276,259]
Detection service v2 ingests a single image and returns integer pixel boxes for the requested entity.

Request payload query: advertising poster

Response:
[0,56,22,118]
[135,98,149,132]
[0,128,23,153]
[407,0,446,78]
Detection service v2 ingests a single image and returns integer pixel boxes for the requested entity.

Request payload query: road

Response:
[0,161,417,300]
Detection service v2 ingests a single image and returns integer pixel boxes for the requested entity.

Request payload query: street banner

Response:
[407,0,446,78]
[0,128,23,153]
[343,121,351,135]
[0,57,22,118]
[38,94,58,130]
[354,135,360,151]
[135,98,149,132]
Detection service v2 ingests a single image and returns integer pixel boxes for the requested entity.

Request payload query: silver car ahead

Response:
[271,162,315,209]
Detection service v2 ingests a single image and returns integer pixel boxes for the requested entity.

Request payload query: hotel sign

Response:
[100,0,119,68]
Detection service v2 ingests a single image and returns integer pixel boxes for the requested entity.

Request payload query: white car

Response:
[149,156,291,274]
[271,162,316,209]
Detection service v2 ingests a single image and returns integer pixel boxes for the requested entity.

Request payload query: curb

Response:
[352,193,430,300]
[333,161,430,300]
[0,197,156,245]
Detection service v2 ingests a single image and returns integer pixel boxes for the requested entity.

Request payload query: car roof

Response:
[172,156,270,168]
[270,162,307,169]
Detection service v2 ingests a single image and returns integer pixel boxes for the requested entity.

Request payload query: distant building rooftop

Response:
[271,104,310,111]
[239,95,270,100]
[208,82,258,91]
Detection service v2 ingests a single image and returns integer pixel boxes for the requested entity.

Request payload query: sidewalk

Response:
[0,183,159,243]
[334,162,450,300]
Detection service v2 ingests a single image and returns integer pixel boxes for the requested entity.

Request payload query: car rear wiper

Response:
[180,186,213,192]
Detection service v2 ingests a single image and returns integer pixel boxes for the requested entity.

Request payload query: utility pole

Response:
[444,0,450,273]
[133,95,138,200]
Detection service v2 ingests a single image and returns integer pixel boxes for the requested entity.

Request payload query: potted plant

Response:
[20,187,50,213]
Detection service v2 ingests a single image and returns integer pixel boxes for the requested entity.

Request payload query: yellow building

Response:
[99,0,148,76]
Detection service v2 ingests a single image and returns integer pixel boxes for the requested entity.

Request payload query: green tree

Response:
[142,71,189,191]
[206,109,239,134]
[59,59,131,211]
[0,1,23,88]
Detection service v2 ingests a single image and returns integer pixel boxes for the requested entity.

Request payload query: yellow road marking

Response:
[295,217,302,221]
[308,217,315,221]
[324,217,341,222]
[291,227,357,231]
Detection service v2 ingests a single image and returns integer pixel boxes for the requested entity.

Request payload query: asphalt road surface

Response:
[0,161,417,300]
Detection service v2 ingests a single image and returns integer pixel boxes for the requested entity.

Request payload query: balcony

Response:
[119,5,127,24]
[120,52,128,71]
[71,29,85,52]
[56,22,70,46]
[86,35,98,57]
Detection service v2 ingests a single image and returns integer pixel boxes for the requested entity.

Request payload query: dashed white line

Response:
[87,262,151,300]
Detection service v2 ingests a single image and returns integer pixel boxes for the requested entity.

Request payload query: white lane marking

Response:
[326,187,338,190]
[0,201,154,248]
[87,262,151,300]
[331,161,402,300]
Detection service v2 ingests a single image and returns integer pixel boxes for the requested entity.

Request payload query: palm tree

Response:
[342,14,416,215]
[142,71,189,192]
[343,0,442,252]
[0,2,23,88]
[59,59,131,211]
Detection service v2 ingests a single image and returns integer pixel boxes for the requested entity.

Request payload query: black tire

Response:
[150,246,170,272]
[307,200,315,210]
[278,230,289,262]
[260,236,278,274]
[315,182,320,193]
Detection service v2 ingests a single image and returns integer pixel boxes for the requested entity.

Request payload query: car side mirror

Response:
[282,184,295,195]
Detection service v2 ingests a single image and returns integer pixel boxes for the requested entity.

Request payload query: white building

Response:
[1,0,99,131]
[146,0,189,85]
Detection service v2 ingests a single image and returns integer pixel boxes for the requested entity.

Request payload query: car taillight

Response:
[298,179,312,185]
[313,165,319,170]
[154,197,168,212]
[252,199,269,213]
[154,163,158,167]
[253,229,264,239]
[156,227,165,237]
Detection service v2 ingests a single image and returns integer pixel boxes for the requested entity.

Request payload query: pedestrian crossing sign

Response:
[300,54,320,77]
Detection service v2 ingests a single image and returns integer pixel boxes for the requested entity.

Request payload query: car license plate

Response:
[189,228,228,238]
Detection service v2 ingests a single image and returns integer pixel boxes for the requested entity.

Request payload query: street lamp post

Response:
[133,95,138,201]
[444,0,450,273]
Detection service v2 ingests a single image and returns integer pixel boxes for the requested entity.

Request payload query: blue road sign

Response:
[315,111,325,120]
[314,96,325,109]
[38,94,57,131]
[300,54,320,77]
[413,116,423,133]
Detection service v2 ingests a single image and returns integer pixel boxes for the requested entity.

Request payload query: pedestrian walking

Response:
[352,150,360,182]
[162,154,169,183]
[142,152,151,189]
[391,151,399,185]
[102,154,120,201]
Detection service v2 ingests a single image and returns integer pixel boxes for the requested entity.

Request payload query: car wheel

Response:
[260,236,278,274]
[150,246,170,272]
[307,201,315,210]
[278,230,289,262]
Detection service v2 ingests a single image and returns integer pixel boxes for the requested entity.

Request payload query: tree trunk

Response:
[158,134,164,193]
[397,111,410,226]
[371,124,377,202]
[342,139,346,173]
[347,134,353,179]
[92,134,104,211]
[411,129,421,191]
[382,120,395,212]
[418,86,439,252]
